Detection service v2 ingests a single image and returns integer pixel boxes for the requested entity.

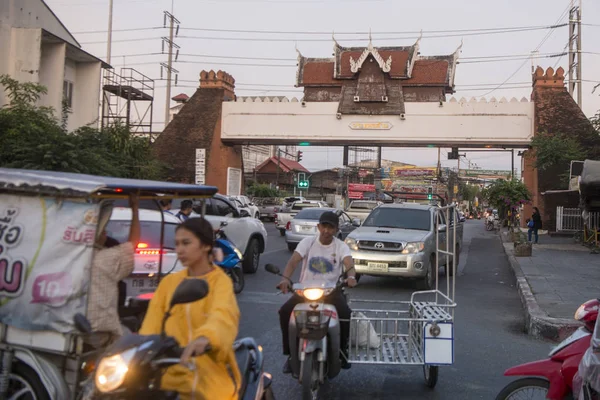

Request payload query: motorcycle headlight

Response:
[345,238,359,251]
[95,347,137,393]
[233,246,243,260]
[302,288,324,301]
[402,242,425,254]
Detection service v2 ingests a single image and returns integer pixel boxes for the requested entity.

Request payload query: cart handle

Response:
[410,290,456,308]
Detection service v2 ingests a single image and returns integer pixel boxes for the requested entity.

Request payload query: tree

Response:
[482,179,531,220]
[0,74,166,180]
[247,183,279,198]
[459,183,479,203]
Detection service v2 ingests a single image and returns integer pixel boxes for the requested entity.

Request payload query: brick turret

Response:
[199,70,235,101]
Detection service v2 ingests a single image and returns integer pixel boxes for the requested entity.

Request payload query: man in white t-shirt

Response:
[277,211,357,374]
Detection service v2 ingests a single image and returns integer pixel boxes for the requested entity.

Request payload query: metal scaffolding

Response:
[101,68,155,141]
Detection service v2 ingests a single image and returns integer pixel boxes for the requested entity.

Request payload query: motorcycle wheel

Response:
[301,352,320,400]
[494,377,550,400]
[8,363,50,400]
[230,267,245,294]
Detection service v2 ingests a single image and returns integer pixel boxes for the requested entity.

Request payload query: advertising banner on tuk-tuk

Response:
[0,194,98,333]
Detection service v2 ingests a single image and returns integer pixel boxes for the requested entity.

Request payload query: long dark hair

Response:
[533,207,540,215]
[176,217,215,255]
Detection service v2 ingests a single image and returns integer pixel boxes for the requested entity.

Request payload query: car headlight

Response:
[302,288,324,301]
[95,347,137,393]
[402,242,425,254]
[345,238,359,251]
[233,246,243,260]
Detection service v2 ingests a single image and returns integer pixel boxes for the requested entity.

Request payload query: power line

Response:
[81,24,569,45]
[73,26,163,34]
[477,2,572,97]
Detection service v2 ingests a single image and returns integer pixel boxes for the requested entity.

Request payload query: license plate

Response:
[302,226,314,232]
[367,262,388,272]
[125,277,159,297]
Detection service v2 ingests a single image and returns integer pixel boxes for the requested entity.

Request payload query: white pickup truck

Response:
[275,200,328,236]
[345,200,382,223]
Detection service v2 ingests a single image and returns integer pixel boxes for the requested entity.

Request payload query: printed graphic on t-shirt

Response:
[308,256,334,275]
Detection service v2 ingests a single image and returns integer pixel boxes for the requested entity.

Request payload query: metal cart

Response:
[347,205,458,388]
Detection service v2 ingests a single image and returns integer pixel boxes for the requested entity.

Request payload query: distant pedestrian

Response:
[176,200,193,221]
[528,207,542,243]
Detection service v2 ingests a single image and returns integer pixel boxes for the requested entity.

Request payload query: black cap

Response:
[319,211,339,228]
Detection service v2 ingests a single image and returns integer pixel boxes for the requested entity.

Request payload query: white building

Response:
[0,0,109,131]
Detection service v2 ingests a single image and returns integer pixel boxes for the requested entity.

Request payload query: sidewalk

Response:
[501,232,600,341]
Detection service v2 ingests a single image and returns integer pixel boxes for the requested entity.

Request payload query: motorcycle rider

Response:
[277,211,357,374]
[139,217,241,400]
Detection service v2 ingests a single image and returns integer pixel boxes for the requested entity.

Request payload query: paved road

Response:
[237,220,555,399]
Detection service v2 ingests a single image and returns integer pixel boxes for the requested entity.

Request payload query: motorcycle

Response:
[265,263,347,400]
[90,279,274,400]
[495,298,600,400]
[215,222,245,294]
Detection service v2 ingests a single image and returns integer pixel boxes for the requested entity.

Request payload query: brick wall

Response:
[522,66,598,229]
[152,70,243,194]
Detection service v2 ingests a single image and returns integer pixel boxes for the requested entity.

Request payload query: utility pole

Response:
[511,150,515,180]
[162,11,180,129]
[106,0,113,64]
[276,148,281,188]
[568,0,583,107]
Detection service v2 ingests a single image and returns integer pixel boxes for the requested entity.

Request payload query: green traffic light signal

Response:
[298,180,309,188]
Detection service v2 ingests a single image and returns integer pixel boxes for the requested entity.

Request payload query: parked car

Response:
[285,208,361,251]
[105,207,183,300]
[345,200,382,223]
[275,200,328,236]
[344,203,464,289]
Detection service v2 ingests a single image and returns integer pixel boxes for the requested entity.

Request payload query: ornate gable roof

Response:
[295,38,460,92]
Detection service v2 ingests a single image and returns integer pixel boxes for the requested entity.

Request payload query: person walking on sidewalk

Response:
[528,207,542,243]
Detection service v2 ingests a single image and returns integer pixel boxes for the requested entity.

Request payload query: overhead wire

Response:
[476,1,572,97]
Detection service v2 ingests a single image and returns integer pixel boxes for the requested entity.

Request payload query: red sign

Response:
[348,191,364,199]
[348,183,376,192]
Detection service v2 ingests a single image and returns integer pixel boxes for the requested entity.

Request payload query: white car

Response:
[104,207,183,299]
[166,194,268,274]
[229,195,260,219]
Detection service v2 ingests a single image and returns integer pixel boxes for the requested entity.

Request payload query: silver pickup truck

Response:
[345,200,382,223]
[275,200,328,236]
[344,203,464,290]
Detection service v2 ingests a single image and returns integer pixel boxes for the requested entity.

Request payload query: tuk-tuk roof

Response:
[0,168,218,198]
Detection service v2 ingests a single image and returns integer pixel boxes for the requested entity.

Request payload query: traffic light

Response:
[297,151,303,162]
[427,186,433,200]
[297,172,309,189]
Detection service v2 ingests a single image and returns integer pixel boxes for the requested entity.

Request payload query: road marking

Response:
[262,248,288,255]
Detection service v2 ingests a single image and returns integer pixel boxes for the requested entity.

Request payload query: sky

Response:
[46,0,600,173]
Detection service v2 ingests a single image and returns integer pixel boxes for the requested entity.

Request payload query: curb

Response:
[501,242,581,342]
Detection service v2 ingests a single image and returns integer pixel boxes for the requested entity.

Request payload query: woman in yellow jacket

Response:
[139,217,241,400]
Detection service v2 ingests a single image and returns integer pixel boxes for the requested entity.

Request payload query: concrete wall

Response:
[221,98,534,147]
[0,0,78,47]
[38,41,65,112]
[70,61,101,130]
[0,28,42,107]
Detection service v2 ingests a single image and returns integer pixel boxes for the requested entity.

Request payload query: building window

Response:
[63,80,74,108]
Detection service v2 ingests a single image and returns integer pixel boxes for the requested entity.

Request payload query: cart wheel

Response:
[423,365,438,388]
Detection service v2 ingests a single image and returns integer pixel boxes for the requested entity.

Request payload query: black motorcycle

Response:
[86,279,275,400]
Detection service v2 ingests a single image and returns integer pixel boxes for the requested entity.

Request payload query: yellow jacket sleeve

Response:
[139,276,169,335]
[193,275,240,363]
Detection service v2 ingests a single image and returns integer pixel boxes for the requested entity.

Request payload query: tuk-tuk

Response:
[0,168,218,399]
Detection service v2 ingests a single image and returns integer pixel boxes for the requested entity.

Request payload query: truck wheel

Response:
[417,255,435,290]
[8,363,50,400]
[242,238,260,274]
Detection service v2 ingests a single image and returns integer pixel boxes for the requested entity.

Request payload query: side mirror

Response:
[240,209,250,218]
[249,202,254,206]
[220,221,228,227]
[170,279,209,309]
[437,224,447,232]
[352,218,361,227]
[265,264,280,275]
[74,313,92,334]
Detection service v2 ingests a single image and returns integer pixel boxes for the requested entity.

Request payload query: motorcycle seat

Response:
[234,343,253,397]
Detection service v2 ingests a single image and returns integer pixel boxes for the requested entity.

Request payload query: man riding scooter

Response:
[277,211,357,373]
